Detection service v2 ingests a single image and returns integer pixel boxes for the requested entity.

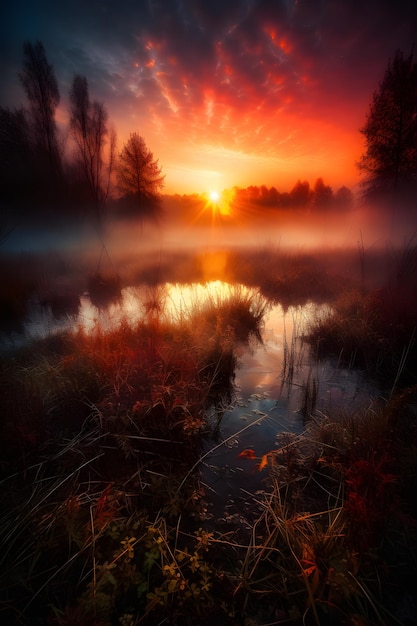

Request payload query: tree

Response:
[117,133,164,218]
[19,41,62,178]
[290,180,311,207]
[69,75,113,222]
[312,178,333,209]
[0,106,35,208]
[334,186,354,210]
[268,186,280,206]
[358,49,417,202]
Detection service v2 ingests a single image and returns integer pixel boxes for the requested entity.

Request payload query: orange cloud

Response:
[89,0,413,195]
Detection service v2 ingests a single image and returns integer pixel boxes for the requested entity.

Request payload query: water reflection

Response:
[12,280,377,523]
[19,281,375,437]
[200,299,378,520]
[18,282,374,429]
[20,282,363,423]
[73,280,261,332]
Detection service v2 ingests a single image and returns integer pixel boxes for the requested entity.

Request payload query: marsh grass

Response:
[2,243,417,624]
[176,283,267,343]
[307,287,417,387]
[280,305,312,390]
[235,388,417,625]
[307,242,417,388]
[0,286,268,625]
[88,271,123,308]
[300,371,319,421]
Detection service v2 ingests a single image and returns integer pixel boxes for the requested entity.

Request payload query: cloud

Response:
[2,0,417,192]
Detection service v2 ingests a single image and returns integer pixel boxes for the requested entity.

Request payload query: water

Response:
[197,297,376,522]
[2,280,377,521]
[7,278,376,433]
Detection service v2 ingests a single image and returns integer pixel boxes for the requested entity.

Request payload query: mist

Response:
[107,194,417,258]
[3,193,416,288]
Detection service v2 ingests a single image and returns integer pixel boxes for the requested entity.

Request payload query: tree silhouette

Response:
[334,186,353,210]
[116,133,164,219]
[0,106,34,208]
[290,180,311,207]
[358,49,417,202]
[19,41,62,179]
[69,75,113,223]
[312,178,333,209]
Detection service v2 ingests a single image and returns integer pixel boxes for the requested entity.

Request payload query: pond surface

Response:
[197,294,378,522]
[5,280,377,522]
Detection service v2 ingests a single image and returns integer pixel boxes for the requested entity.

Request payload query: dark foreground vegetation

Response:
[1,244,417,625]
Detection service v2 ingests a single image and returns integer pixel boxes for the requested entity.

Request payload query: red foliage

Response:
[238,448,256,459]
[344,453,397,550]
[93,484,119,530]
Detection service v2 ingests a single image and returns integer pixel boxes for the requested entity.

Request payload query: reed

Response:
[1,243,417,624]
[0,285,269,624]
[307,240,417,387]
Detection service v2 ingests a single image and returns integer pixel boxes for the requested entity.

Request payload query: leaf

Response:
[302,565,316,577]
[137,581,148,598]
[238,448,256,459]
[258,454,269,471]
[144,547,160,570]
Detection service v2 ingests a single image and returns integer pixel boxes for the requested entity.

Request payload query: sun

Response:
[201,189,232,220]
[204,188,234,218]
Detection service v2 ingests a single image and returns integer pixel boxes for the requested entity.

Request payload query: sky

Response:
[1,0,417,195]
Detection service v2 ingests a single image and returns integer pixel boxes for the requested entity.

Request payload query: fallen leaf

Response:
[258,454,269,471]
[238,448,256,459]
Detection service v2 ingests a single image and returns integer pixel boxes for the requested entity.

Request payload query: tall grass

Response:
[308,288,417,388]
[0,286,267,625]
[2,243,417,623]
[306,241,417,388]
[235,387,417,624]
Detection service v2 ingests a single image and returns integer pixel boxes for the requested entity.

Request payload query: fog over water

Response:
[3,194,417,258]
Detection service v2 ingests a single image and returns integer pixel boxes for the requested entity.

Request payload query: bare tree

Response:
[69,75,111,222]
[117,132,164,219]
[358,49,417,202]
[19,41,61,177]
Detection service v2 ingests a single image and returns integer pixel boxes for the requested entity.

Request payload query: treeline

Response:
[164,177,355,227]
[0,41,164,227]
[231,179,354,211]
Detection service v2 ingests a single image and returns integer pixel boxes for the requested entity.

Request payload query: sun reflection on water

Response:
[164,280,251,316]
[73,280,256,332]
